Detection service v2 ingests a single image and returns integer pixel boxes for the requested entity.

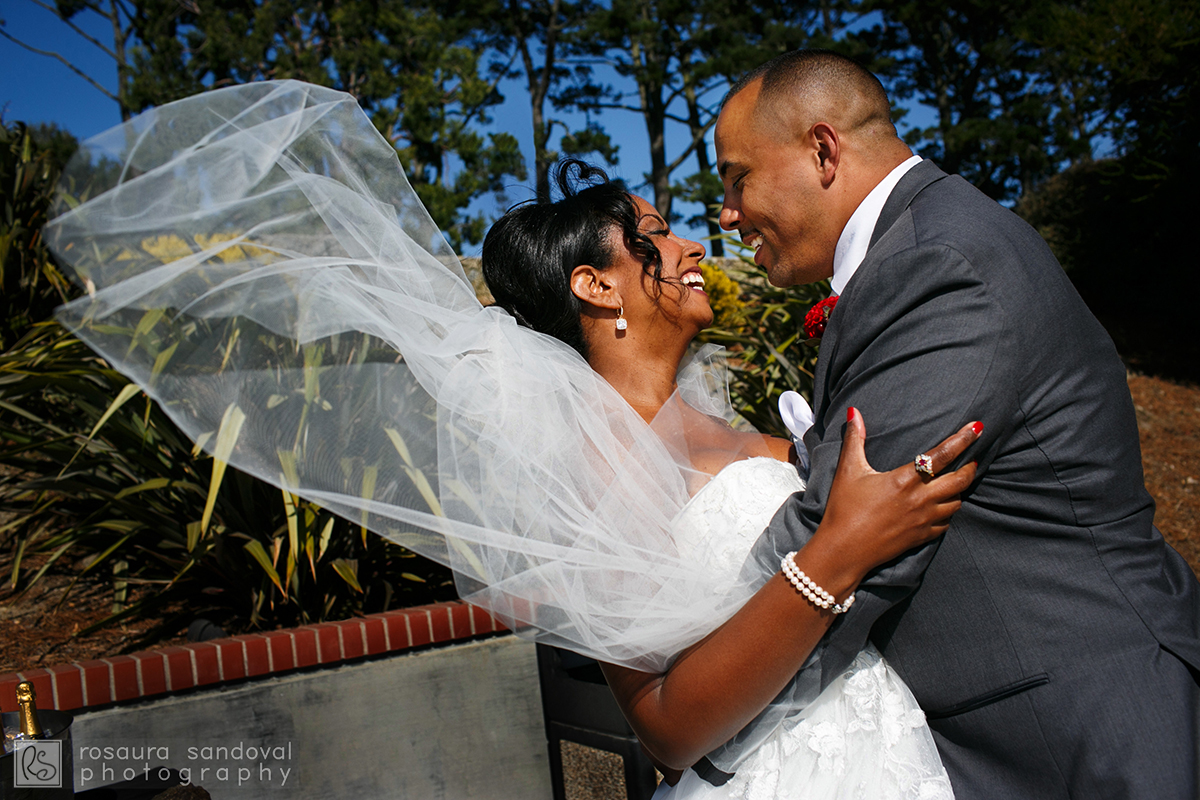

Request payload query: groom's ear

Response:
[570,265,621,311]
[810,122,841,186]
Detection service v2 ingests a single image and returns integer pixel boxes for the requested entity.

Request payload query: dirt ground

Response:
[0,565,190,674]
[1128,373,1200,567]
[2,372,1198,675]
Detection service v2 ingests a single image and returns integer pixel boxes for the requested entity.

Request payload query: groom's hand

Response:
[816,409,981,579]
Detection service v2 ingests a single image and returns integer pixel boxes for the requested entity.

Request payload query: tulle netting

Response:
[45,80,776,679]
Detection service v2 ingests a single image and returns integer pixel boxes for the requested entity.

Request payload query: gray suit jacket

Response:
[752,161,1200,798]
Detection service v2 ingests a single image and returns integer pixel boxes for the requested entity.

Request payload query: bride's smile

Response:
[614,195,713,341]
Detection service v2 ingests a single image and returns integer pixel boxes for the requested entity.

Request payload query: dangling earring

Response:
[615,307,628,331]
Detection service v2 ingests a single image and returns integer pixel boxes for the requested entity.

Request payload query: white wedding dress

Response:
[666,457,954,800]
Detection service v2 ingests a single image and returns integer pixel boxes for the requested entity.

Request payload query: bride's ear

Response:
[570,265,622,312]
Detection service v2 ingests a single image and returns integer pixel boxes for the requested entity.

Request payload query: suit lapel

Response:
[810,160,949,429]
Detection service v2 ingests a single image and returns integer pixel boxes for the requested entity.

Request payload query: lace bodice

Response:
[672,457,805,581]
[659,458,955,800]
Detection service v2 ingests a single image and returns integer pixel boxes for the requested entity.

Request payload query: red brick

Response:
[46,666,83,711]
[361,616,387,655]
[0,674,19,713]
[447,602,471,640]
[291,628,318,668]
[338,620,366,660]
[131,652,167,697]
[14,670,53,712]
[76,660,112,707]
[475,604,508,633]
[469,604,496,634]
[186,643,220,686]
[159,646,195,692]
[383,611,412,651]
[105,656,139,703]
[241,635,271,677]
[428,605,453,644]
[217,640,247,682]
[408,608,434,648]
[262,631,295,673]
[311,624,342,664]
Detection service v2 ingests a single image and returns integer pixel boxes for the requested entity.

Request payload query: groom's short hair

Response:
[725,49,895,138]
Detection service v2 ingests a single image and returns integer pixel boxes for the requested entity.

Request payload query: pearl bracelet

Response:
[781,551,855,615]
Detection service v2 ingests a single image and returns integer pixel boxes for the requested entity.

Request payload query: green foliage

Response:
[865,0,1199,204]
[1045,0,1200,169]
[565,0,813,222]
[472,0,619,201]
[697,245,827,437]
[123,0,526,248]
[865,0,1064,201]
[0,323,454,636]
[0,122,78,350]
[671,173,725,247]
[559,123,620,165]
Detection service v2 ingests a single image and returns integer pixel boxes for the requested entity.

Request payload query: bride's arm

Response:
[600,410,980,771]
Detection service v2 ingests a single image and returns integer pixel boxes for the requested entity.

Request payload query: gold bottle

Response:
[14,681,44,740]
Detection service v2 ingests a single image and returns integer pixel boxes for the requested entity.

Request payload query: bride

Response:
[45,80,977,799]
[482,161,973,799]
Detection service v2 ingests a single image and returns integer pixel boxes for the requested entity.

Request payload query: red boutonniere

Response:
[803,295,839,339]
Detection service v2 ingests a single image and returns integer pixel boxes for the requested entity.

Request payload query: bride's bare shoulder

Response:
[686,419,796,476]
[760,433,796,465]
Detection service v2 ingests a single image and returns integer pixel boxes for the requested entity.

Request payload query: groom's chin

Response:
[765,258,834,289]
[764,263,803,288]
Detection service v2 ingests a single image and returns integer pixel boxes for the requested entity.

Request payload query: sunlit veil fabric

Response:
[45,80,779,677]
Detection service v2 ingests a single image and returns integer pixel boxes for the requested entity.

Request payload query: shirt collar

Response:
[830,155,922,296]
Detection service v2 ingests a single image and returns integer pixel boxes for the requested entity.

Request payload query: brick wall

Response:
[0,600,506,714]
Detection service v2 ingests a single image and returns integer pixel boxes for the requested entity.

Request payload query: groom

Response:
[715,50,1200,797]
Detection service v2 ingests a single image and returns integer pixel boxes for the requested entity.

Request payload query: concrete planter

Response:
[1,602,551,799]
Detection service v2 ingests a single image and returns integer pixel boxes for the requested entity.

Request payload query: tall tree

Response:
[565,0,814,252]
[4,0,526,247]
[1053,0,1200,169]
[326,0,527,246]
[470,0,618,202]
[124,0,526,248]
[870,0,1197,200]
[867,0,1065,201]
[1014,0,1198,373]
[1,0,139,119]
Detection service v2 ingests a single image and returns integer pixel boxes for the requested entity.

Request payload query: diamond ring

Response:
[914,453,935,477]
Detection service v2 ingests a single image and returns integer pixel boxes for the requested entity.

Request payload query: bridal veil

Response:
[45,80,774,669]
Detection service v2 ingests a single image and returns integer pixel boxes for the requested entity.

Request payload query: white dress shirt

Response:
[830,155,922,296]
[778,156,922,462]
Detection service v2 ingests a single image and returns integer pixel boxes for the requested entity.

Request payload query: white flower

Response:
[805,720,848,776]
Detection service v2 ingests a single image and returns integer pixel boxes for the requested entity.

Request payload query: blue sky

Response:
[1,1,934,254]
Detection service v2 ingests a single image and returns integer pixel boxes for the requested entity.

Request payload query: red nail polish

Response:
[971,421,984,435]
[847,407,857,422]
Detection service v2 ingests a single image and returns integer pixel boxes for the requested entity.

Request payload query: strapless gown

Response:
[659,457,954,800]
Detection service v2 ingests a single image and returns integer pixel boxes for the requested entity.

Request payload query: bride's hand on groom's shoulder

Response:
[817,409,981,580]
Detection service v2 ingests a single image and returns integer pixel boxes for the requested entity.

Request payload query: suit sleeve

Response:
[751,239,1016,690]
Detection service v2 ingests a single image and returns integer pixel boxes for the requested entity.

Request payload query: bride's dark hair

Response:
[482,159,666,359]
